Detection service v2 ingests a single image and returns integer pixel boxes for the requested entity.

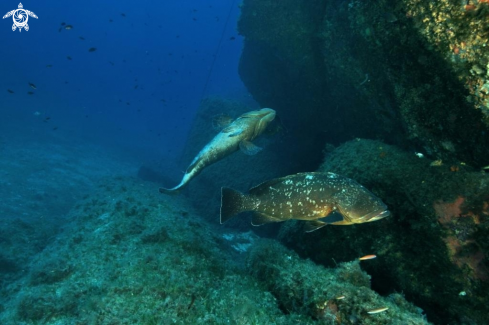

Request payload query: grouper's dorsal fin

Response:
[251,212,282,226]
[248,176,290,195]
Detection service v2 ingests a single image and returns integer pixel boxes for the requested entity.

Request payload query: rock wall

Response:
[238,0,489,167]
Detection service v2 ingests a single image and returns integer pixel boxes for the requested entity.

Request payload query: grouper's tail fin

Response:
[159,173,192,195]
[220,187,249,224]
[158,186,181,195]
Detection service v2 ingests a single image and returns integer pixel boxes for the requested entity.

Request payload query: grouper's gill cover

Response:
[329,174,390,224]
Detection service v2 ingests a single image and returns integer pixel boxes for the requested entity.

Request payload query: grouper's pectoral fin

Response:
[251,212,282,226]
[239,140,262,155]
[303,212,350,232]
[303,220,327,232]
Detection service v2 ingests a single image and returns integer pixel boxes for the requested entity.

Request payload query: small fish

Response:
[7,89,14,94]
[220,172,390,232]
[359,254,377,261]
[79,36,85,40]
[64,25,73,30]
[27,91,34,95]
[28,82,37,89]
[109,19,113,23]
[121,13,126,17]
[67,56,72,60]
[336,296,346,300]
[88,47,97,52]
[61,22,66,26]
[430,159,443,167]
[46,64,53,68]
[367,307,389,314]
[229,36,236,40]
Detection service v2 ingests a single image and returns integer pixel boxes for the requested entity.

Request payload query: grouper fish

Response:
[220,172,390,232]
[159,108,276,194]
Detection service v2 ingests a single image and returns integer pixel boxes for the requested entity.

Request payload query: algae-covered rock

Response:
[0,177,313,324]
[247,238,429,324]
[278,139,489,324]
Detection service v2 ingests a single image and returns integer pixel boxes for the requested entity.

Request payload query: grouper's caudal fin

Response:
[220,187,251,224]
[158,186,181,195]
[158,172,193,195]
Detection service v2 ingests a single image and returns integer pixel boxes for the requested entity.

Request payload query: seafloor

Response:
[0,133,429,324]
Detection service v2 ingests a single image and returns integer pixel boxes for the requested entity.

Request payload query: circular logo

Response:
[13,9,28,28]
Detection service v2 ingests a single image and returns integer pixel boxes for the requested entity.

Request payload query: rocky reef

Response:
[247,239,429,324]
[236,2,489,321]
[0,176,430,324]
[278,139,489,324]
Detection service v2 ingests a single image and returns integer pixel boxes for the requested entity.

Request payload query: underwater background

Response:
[1,0,489,324]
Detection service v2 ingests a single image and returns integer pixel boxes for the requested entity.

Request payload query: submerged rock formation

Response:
[236,2,489,321]
[238,0,489,167]
[278,139,489,324]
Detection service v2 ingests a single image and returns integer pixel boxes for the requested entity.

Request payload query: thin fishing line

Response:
[199,0,237,102]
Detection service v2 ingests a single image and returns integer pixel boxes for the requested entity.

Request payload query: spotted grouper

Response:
[220,172,390,232]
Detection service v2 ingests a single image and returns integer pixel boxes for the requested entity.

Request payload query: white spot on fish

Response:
[306,175,314,180]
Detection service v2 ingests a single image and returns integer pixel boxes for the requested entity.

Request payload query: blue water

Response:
[0,0,244,159]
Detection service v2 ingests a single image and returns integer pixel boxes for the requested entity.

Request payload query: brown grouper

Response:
[220,172,390,232]
[159,108,276,194]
